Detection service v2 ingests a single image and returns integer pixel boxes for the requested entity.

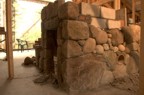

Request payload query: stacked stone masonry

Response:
[34,1,140,93]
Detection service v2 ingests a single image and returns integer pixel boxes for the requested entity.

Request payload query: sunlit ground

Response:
[0,50,35,60]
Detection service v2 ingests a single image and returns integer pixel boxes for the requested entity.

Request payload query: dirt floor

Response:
[0,50,135,95]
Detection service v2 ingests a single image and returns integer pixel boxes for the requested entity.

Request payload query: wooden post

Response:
[6,0,14,79]
[114,0,120,10]
[139,0,144,95]
[132,0,135,23]
[124,8,127,26]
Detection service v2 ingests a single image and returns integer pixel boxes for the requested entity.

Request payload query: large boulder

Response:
[83,38,96,53]
[64,54,105,90]
[58,2,79,20]
[62,40,83,58]
[103,51,118,70]
[129,51,140,66]
[126,56,139,74]
[100,70,114,85]
[90,25,108,44]
[62,20,89,40]
[113,64,128,79]
[107,29,124,46]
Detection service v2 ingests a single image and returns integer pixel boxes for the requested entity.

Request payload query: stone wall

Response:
[35,1,140,93]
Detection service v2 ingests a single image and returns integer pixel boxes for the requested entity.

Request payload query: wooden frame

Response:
[132,0,135,23]
[6,0,14,79]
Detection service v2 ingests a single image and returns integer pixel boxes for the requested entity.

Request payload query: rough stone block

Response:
[83,38,96,53]
[107,20,121,29]
[80,2,101,17]
[62,40,83,58]
[62,20,89,40]
[112,46,119,52]
[64,54,105,90]
[100,70,114,85]
[118,44,125,52]
[78,15,92,24]
[101,7,116,19]
[44,17,59,30]
[96,45,104,54]
[91,18,107,29]
[58,2,79,20]
[127,56,139,74]
[126,42,139,51]
[41,3,54,21]
[108,29,124,46]
[90,25,108,44]
[103,44,109,51]
[103,51,117,70]
[129,25,141,42]
[130,51,140,66]
[78,40,86,46]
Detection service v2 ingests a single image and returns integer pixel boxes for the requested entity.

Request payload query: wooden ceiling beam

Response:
[103,3,112,8]
[92,0,114,5]
[21,0,49,4]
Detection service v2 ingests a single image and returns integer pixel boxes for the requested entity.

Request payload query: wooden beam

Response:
[103,3,112,8]
[121,0,140,17]
[114,0,120,10]
[92,0,114,5]
[132,0,135,23]
[22,0,49,4]
[6,0,14,79]
[139,0,144,95]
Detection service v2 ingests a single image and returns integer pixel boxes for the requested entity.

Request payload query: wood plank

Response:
[114,0,120,10]
[116,8,127,26]
[139,0,144,95]
[121,0,140,17]
[6,0,14,79]
[132,0,135,23]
